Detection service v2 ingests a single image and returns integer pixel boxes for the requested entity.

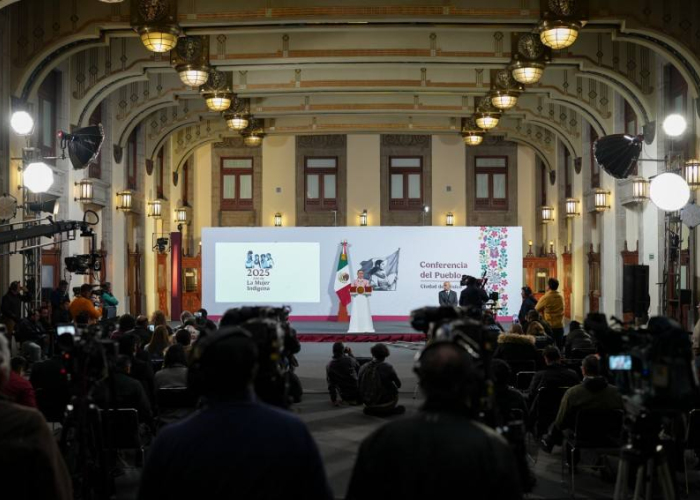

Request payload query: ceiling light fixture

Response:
[171,36,211,87]
[538,0,587,50]
[684,159,700,190]
[489,68,524,110]
[131,0,181,53]
[201,68,234,112]
[474,112,500,130]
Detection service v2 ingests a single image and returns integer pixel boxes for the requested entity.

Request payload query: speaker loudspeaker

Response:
[623,265,650,318]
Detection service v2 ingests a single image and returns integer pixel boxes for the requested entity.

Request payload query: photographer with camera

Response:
[347,340,522,500]
[326,342,361,406]
[68,283,102,323]
[459,276,489,310]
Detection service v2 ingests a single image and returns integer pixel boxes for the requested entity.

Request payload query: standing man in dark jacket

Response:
[438,281,458,306]
[527,347,580,404]
[138,328,333,500]
[459,276,489,310]
[359,343,404,416]
[518,287,538,327]
[49,280,69,313]
[1,281,28,340]
[347,341,522,500]
[326,342,360,405]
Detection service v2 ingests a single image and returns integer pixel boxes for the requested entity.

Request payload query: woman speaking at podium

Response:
[348,270,375,333]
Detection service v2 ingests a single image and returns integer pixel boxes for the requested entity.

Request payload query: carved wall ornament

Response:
[297,135,347,149]
[172,170,178,186]
[549,170,557,185]
[381,135,430,147]
[145,158,154,175]
[574,157,582,174]
[113,144,123,164]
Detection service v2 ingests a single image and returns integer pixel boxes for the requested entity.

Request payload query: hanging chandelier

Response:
[201,69,233,112]
[489,68,524,110]
[242,118,265,147]
[509,32,551,85]
[223,97,250,131]
[171,36,211,87]
[460,116,485,146]
[538,0,587,51]
[130,0,181,53]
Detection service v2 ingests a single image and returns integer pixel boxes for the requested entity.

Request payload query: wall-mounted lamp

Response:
[359,209,368,226]
[527,239,534,256]
[631,177,649,202]
[116,190,133,212]
[74,179,94,203]
[540,205,554,223]
[594,188,610,212]
[445,212,454,226]
[684,159,700,190]
[148,199,163,219]
[548,240,555,255]
[175,207,188,224]
[565,198,580,218]
[274,212,282,227]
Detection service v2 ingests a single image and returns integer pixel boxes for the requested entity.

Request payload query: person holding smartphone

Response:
[68,284,102,323]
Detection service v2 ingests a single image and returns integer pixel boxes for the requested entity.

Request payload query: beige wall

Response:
[516,145,537,253]
[193,143,213,247]
[347,135,380,226]
[262,135,296,227]
[431,135,466,226]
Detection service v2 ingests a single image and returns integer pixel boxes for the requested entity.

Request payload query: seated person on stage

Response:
[359,343,404,416]
[438,281,458,307]
[540,355,623,453]
[326,342,361,406]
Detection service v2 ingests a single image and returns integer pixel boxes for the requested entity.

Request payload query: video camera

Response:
[584,313,699,413]
[65,253,101,275]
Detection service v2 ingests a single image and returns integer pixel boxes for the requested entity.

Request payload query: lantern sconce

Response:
[630,177,650,203]
[684,159,700,190]
[274,212,283,227]
[527,239,534,257]
[359,209,368,227]
[548,240,556,256]
[594,188,611,212]
[565,198,580,218]
[74,179,94,203]
[540,205,554,223]
[445,212,454,226]
[148,199,163,219]
[116,190,133,212]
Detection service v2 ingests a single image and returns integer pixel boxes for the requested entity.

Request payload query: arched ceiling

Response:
[3,0,699,154]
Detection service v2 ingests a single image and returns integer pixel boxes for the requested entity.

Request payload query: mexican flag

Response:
[334,241,352,306]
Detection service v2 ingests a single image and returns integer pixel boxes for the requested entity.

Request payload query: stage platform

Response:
[292,320,425,342]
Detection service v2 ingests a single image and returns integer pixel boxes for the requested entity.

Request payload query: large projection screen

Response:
[202,226,522,319]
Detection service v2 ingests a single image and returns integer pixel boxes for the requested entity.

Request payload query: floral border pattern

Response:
[478,226,510,316]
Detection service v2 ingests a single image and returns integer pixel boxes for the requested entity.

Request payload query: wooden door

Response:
[127,243,142,316]
[156,252,169,315]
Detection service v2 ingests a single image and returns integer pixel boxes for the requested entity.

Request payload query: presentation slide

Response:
[202,226,523,319]
[215,242,320,303]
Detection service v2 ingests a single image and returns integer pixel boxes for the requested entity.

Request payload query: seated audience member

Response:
[180,310,194,326]
[491,359,528,421]
[145,325,171,360]
[483,309,505,333]
[525,319,554,349]
[137,328,333,500]
[174,328,192,353]
[69,283,102,323]
[118,334,155,403]
[151,310,173,336]
[195,308,217,332]
[564,321,594,358]
[326,342,361,406]
[527,346,580,404]
[132,315,152,346]
[94,355,153,424]
[0,356,37,408]
[100,282,119,308]
[155,344,191,425]
[0,335,73,500]
[38,306,53,334]
[359,343,404,416]
[493,325,538,366]
[16,309,46,363]
[526,309,554,337]
[110,313,136,341]
[541,355,623,453]
[346,341,521,500]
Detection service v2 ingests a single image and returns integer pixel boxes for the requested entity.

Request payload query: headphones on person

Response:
[187,326,254,395]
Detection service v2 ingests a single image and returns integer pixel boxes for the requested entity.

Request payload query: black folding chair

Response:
[516,371,535,391]
[506,360,536,385]
[684,409,700,495]
[531,386,570,437]
[561,409,624,496]
[569,347,596,360]
[99,408,145,467]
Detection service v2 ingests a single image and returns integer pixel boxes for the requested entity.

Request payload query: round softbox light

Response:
[59,124,105,170]
[593,134,643,180]
[650,173,690,212]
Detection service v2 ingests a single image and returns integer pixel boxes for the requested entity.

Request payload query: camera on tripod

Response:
[65,253,101,274]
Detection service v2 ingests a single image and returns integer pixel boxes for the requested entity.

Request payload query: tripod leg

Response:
[644,458,654,500]
[613,457,629,500]
[632,464,645,500]
[656,457,676,500]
